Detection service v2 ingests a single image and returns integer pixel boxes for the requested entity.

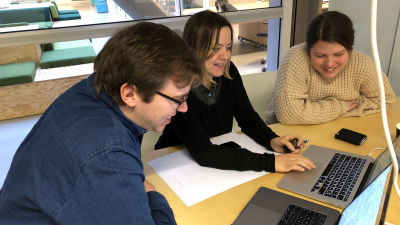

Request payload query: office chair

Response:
[256,24,268,72]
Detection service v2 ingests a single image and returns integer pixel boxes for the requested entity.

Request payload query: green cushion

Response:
[50,0,59,11]
[52,12,81,21]
[41,39,93,53]
[52,39,93,50]
[59,9,79,15]
[0,62,36,86]
[30,21,53,29]
[51,0,79,14]
[0,7,51,23]
[39,46,96,69]
[49,3,59,18]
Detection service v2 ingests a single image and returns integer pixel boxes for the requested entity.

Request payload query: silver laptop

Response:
[278,135,400,208]
[233,164,393,225]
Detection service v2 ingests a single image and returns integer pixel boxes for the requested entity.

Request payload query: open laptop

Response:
[277,135,400,208]
[233,164,393,225]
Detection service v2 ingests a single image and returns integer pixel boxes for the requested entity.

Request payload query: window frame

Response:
[0,3,293,64]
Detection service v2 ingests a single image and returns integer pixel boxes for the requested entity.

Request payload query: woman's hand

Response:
[275,154,315,172]
[270,135,307,153]
[144,180,156,192]
[343,99,359,112]
[270,135,316,172]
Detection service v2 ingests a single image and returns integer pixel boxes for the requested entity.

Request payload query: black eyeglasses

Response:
[156,91,188,110]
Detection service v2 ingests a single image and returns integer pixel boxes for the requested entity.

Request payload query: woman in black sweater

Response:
[156,10,314,173]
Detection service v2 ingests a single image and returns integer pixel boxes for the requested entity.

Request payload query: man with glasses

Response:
[0,22,201,225]
[156,91,189,110]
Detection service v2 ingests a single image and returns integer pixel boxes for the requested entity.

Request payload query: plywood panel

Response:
[0,75,88,121]
[0,44,42,65]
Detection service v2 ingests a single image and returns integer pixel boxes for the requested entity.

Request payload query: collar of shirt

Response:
[87,73,147,136]
[192,76,222,106]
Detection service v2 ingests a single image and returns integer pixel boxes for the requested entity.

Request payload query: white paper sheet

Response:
[148,132,276,206]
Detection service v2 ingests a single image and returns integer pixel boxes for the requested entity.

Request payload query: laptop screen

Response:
[359,135,400,192]
[338,165,392,225]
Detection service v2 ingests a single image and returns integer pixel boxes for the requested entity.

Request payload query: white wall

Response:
[233,72,276,132]
[329,0,400,95]
[388,16,400,95]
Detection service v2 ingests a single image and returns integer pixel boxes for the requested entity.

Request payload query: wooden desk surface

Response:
[143,97,400,225]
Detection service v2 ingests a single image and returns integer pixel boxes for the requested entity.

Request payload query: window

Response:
[0,0,290,84]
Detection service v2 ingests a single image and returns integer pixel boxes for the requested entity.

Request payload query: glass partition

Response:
[0,0,288,87]
[3,0,273,30]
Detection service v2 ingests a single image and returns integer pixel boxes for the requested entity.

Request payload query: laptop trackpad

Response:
[233,203,281,225]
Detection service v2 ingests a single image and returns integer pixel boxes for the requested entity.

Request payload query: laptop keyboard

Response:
[278,204,327,225]
[311,153,367,202]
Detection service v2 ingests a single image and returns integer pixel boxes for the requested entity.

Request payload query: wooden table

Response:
[143,97,400,225]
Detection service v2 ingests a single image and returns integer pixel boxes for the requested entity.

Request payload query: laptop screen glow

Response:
[338,165,391,225]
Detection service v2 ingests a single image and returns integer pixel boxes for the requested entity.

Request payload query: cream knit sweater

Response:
[265,43,396,125]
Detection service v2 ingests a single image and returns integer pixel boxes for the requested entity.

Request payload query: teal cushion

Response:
[30,21,53,29]
[52,39,93,50]
[39,46,96,69]
[0,62,36,86]
[0,7,51,23]
[41,39,92,52]
[52,12,81,21]
[59,9,79,15]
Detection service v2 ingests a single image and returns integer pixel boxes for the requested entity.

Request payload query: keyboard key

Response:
[310,153,366,201]
[279,204,327,225]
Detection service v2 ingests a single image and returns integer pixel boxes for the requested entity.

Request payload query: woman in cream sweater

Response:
[266,11,395,125]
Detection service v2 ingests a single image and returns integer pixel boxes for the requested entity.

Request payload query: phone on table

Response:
[335,128,367,145]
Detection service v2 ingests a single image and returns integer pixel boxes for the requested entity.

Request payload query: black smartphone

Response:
[335,128,367,145]
[220,141,241,148]
[283,138,298,153]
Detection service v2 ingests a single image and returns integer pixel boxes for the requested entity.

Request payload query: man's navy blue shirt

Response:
[0,74,176,225]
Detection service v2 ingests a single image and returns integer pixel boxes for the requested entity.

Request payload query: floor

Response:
[231,21,267,74]
[231,39,267,75]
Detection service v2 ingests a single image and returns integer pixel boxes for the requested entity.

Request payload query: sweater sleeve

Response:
[342,53,396,117]
[170,105,276,172]
[273,44,344,125]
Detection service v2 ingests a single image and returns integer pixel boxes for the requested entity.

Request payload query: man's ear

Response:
[120,83,138,107]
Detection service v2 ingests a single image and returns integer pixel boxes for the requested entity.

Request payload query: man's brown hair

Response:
[94,22,202,105]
